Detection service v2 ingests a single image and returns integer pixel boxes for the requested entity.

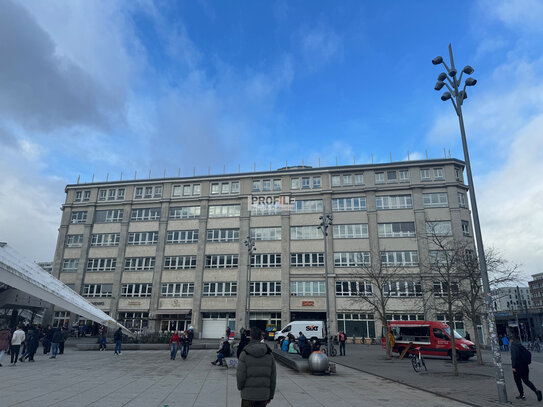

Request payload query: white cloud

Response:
[298,23,343,71]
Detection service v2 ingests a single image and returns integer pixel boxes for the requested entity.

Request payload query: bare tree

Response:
[346,251,410,360]
[457,246,521,365]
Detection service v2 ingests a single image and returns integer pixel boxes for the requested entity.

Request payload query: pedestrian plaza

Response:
[0,348,468,407]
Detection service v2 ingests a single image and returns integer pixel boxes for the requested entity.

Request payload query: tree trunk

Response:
[449,320,459,376]
[383,318,392,360]
[473,321,484,365]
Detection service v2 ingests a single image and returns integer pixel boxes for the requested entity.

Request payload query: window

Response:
[75,190,91,202]
[333,224,368,238]
[53,311,71,328]
[128,232,159,245]
[434,281,459,297]
[169,206,200,219]
[252,180,261,192]
[251,253,281,268]
[121,284,152,297]
[380,251,419,266]
[291,226,323,240]
[420,169,431,181]
[262,179,271,191]
[332,197,366,211]
[423,193,448,208]
[291,178,300,189]
[386,314,424,321]
[167,230,199,244]
[118,312,149,331]
[71,211,87,224]
[172,184,201,197]
[334,252,370,267]
[434,168,444,180]
[208,205,240,218]
[250,281,281,296]
[91,233,120,247]
[203,282,237,296]
[131,208,161,221]
[65,235,83,248]
[134,185,162,199]
[290,253,325,267]
[313,176,322,189]
[343,174,352,186]
[251,204,282,216]
[378,222,416,237]
[124,257,155,271]
[161,283,194,297]
[336,281,372,296]
[95,209,123,223]
[387,171,397,183]
[429,250,452,266]
[461,220,470,236]
[273,179,282,191]
[211,183,220,195]
[291,176,321,190]
[205,255,239,268]
[292,200,323,213]
[455,168,463,182]
[250,227,281,241]
[87,258,116,272]
[425,221,452,236]
[384,281,422,297]
[62,259,79,272]
[98,188,125,201]
[376,195,413,209]
[207,229,239,242]
[331,175,341,187]
[399,170,409,182]
[290,281,325,296]
[301,177,311,189]
[337,313,375,338]
[83,284,113,297]
[458,192,467,208]
[164,256,197,270]
[375,172,385,183]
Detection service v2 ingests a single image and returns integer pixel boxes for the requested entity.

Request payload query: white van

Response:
[274,320,325,341]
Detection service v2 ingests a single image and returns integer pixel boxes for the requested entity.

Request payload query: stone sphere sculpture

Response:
[308,351,329,373]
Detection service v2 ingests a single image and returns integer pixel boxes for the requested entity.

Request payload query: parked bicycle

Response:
[527,341,541,352]
[411,346,427,373]
[321,343,337,357]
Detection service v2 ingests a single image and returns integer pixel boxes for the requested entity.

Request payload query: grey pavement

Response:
[0,347,469,407]
[330,343,543,407]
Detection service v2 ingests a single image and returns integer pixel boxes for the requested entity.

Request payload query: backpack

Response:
[519,345,532,365]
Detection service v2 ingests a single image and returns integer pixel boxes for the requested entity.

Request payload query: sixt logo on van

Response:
[305,325,319,331]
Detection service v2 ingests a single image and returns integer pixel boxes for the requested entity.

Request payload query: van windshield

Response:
[443,327,463,339]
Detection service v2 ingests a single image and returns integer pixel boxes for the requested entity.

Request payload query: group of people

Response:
[0,323,69,366]
[168,327,193,360]
[279,330,348,358]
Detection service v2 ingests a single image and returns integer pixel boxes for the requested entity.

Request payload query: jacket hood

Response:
[244,341,271,358]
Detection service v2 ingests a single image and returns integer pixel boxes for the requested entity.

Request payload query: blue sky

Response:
[1,0,542,280]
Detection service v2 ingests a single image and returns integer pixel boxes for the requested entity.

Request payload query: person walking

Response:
[58,327,68,355]
[114,327,123,355]
[502,335,510,352]
[20,327,39,362]
[180,331,189,360]
[42,325,53,354]
[50,328,63,359]
[187,326,194,345]
[0,324,11,367]
[338,330,347,356]
[10,325,25,366]
[169,331,180,360]
[237,329,250,358]
[511,335,542,401]
[237,327,276,407]
[99,326,107,351]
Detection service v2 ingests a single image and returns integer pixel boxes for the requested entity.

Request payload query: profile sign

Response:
[248,195,296,212]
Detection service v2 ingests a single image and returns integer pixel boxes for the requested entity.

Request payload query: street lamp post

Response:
[244,236,256,330]
[433,44,508,403]
[318,214,333,357]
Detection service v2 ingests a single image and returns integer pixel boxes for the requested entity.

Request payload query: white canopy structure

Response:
[0,242,133,336]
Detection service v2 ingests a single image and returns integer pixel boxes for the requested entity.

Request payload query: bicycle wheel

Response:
[411,355,422,372]
[321,347,328,355]
[421,357,427,371]
[330,346,337,357]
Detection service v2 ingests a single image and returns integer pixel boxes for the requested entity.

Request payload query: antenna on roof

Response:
[163,169,166,178]
[224,164,226,174]
[426,150,428,159]
[353,156,355,165]
[448,149,451,158]
[336,156,338,166]
[120,171,123,181]
[371,154,374,164]
[444,148,446,158]
[302,159,304,166]
[148,170,151,179]
[318,157,321,167]
[286,160,288,168]
[134,171,136,180]
[407,151,410,160]
[193,167,195,176]
[238,164,240,173]
[208,166,210,175]
[178,168,181,177]
[253,162,256,172]
[106,173,109,182]
[92,174,95,183]
[390,152,392,162]
[269,161,272,171]
[77,175,80,184]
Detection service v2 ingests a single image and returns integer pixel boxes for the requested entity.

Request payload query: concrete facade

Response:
[49,159,480,338]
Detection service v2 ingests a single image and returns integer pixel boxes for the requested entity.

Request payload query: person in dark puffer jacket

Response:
[237,327,276,407]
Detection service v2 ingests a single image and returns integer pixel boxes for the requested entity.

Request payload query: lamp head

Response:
[437,72,447,81]
[435,81,445,91]
[465,77,477,86]
[448,68,457,77]
[441,92,452,101]
[462,65,474,75]
[432,56,443,65]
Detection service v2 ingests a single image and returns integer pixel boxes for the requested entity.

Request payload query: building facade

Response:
[49,158,480,339]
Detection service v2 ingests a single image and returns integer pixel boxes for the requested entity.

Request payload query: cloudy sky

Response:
[0,0,541,281]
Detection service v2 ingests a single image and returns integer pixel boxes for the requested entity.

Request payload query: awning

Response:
[0,242,134,337]
[154,309,191,315]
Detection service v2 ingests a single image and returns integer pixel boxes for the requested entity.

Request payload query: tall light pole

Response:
[433,44,508,403]
[244,236,256,330]
[318,214,333,356]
